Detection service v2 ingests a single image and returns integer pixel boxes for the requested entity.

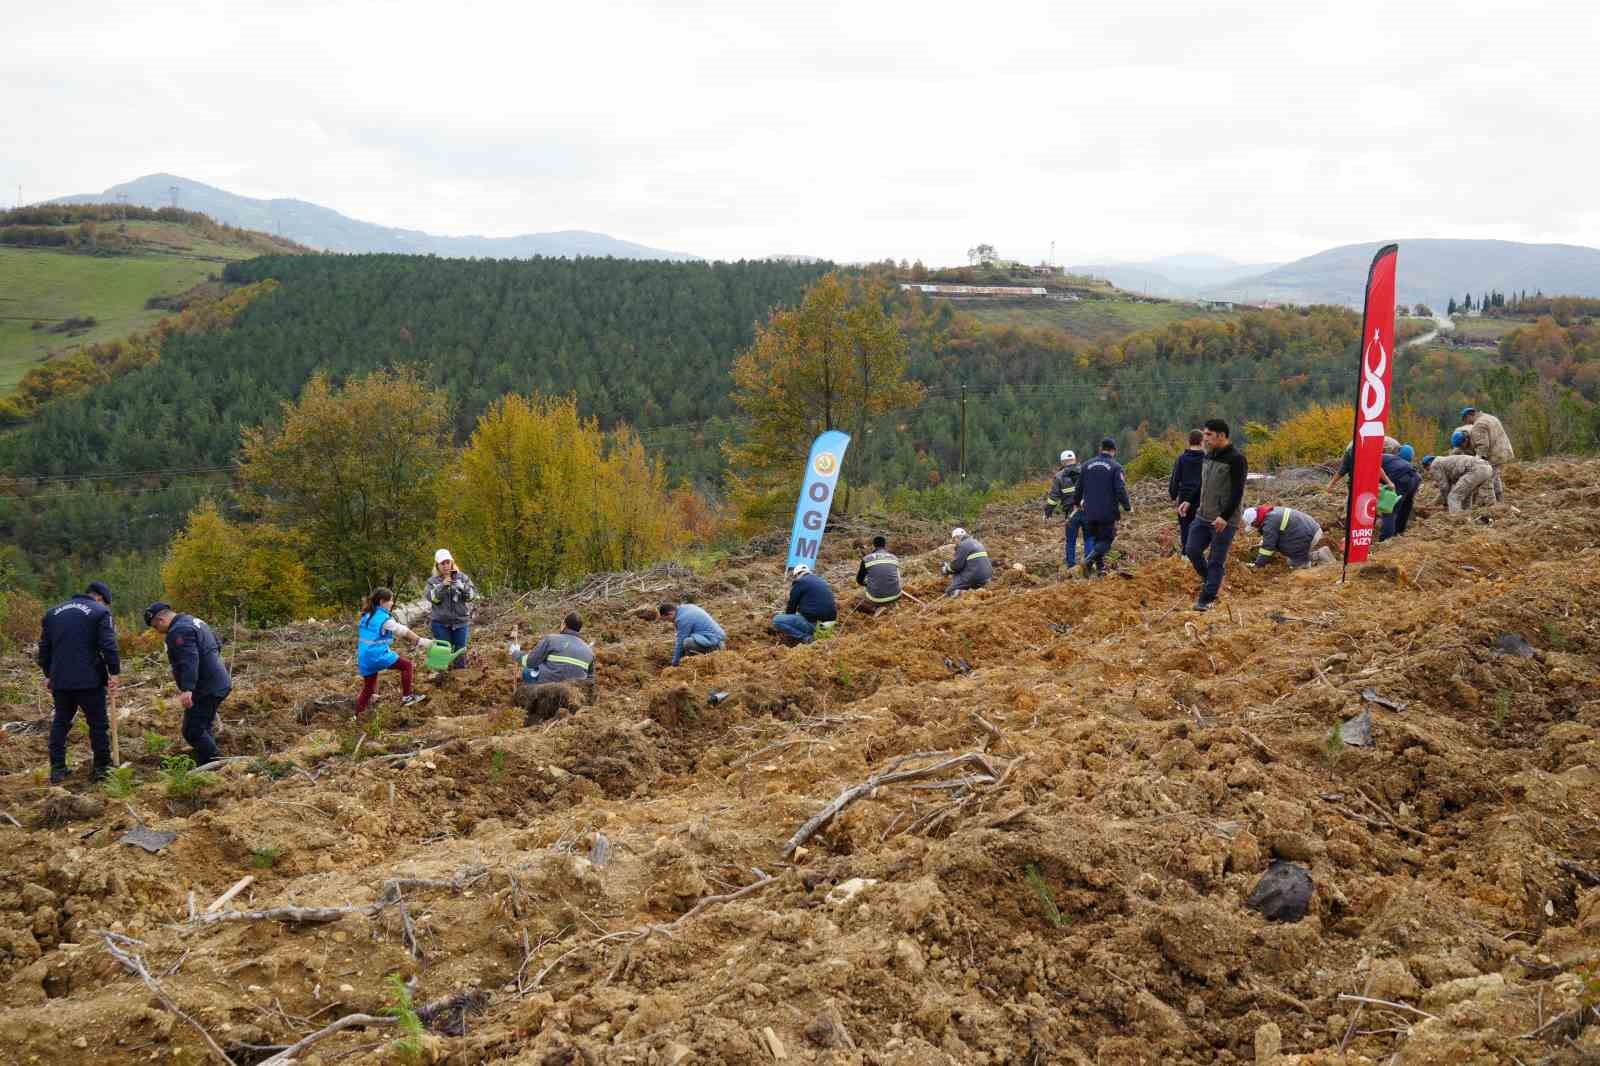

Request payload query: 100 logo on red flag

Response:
[1343,245,1399,565]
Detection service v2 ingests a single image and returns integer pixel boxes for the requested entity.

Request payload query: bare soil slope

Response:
[2,460,1598,1065]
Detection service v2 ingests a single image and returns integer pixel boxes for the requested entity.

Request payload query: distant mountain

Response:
[1068,253,1282,298]
[54,173,698,261]
[1206,239,1600,308]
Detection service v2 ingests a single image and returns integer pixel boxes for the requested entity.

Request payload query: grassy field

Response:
[0,220,298,393]
[963,295,1234,341]
[1447,316,1521,345]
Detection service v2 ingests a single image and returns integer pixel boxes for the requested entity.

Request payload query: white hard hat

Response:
[1060,449,1076,464]
[1242,507,1259,528]
[434,548,454,564]
[950,527,967,540]
[790,564,810,578]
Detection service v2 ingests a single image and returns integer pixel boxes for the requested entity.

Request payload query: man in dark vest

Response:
[38,581,121,783]
[145,603,232,766]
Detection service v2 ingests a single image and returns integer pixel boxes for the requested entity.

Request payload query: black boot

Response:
[49,766,69,785]
[91,763,112,782]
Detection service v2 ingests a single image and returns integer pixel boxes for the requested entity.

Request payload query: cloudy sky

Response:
[8,0,1598,266]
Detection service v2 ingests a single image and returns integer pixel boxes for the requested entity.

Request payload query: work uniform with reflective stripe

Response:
[946,536,993,594]
[855,549,902,604]
[512,628,595,684]
[1252,507,1324,568]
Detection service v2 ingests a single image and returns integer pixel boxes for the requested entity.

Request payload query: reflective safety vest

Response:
[860,550,902,603]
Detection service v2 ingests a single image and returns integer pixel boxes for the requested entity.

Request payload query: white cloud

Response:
[7,0,1598,264]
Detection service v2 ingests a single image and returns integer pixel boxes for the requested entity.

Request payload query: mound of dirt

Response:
[2,459,1598,1064]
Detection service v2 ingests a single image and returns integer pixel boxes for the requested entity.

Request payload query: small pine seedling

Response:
[1493,690,1510,729]
[1324,724,1346,768]
[250,846,285,869]
[1024,863,1067,928]
[489,749,506,782]
[158,755,218,802]
[142,731,171,756]
[385,973,426,1063]
[102,765,138,799]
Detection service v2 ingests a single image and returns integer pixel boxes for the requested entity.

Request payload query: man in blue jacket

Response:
[1073,437,1132,577]
[1168,430,1206,552]
[38,581,121,783]
[772,564,837,643]
[145,603,232,766]
[660,602,726,666]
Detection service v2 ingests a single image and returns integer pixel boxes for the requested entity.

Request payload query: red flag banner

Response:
[1343,243,1399,568]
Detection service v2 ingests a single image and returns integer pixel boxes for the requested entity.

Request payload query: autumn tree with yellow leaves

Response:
[439,394,682,590]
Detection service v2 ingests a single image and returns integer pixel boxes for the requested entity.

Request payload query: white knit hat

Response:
[435,548,454,564]
[951,527,967,540]
[1242,507,1260,528]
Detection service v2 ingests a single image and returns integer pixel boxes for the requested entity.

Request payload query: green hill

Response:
[0,206,304,392]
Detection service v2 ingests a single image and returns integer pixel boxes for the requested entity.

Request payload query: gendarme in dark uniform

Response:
[145,602,232,765]
[38,581,121,783]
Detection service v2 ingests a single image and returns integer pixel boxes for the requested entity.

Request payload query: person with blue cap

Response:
[1380,444,1423,540]
[37,581,120,783]
[145,601,234,766]
[1460,406,1514,502]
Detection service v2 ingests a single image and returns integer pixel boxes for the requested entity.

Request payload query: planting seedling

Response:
[386,973,426,1064]
[1024,864,1066,928]
[142,730,171,756]
[159,755,217,803]
[101,765,137,799]
[250,845,284,869]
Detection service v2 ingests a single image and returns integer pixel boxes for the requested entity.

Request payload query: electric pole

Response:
[959,384,968,482]
[169,184,181,209]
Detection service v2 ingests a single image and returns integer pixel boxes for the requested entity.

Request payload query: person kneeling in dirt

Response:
[1423,453,1494,514]
[509,612,595,685]
[145,602,234,765]
[773,564,837,643]
[1380,446,1423,540]
[854,536,902,613]
[661,602,726,666]
[353,588,430,716]
[942,528,992,596]
[1242,506,1334,569]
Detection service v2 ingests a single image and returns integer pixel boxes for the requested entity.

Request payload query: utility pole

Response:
[959,384,968,482]
[169,184,181,209]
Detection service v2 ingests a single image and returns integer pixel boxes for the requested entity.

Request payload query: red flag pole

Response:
[1341,243,1399,581]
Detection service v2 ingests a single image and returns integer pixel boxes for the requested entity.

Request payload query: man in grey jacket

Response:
[424,548,476,670]
[854,536,902,613]
[509,612,596,685]
[1243,506,1334,569]
[943,528,993,596]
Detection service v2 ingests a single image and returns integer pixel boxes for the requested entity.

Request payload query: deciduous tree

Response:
[238,368,451,600]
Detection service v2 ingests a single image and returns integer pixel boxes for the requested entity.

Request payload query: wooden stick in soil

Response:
[205,876,255,913]
[110,686,120,768]
[1334,994,1438,1021]
[257,1014,396,1066]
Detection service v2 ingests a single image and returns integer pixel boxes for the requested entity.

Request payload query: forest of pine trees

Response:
[0,253,1577,585]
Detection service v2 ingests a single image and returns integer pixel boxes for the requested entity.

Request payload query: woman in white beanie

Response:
[423,548,477,670]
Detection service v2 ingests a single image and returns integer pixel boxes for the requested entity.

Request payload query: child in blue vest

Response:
[356,588,430,715]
